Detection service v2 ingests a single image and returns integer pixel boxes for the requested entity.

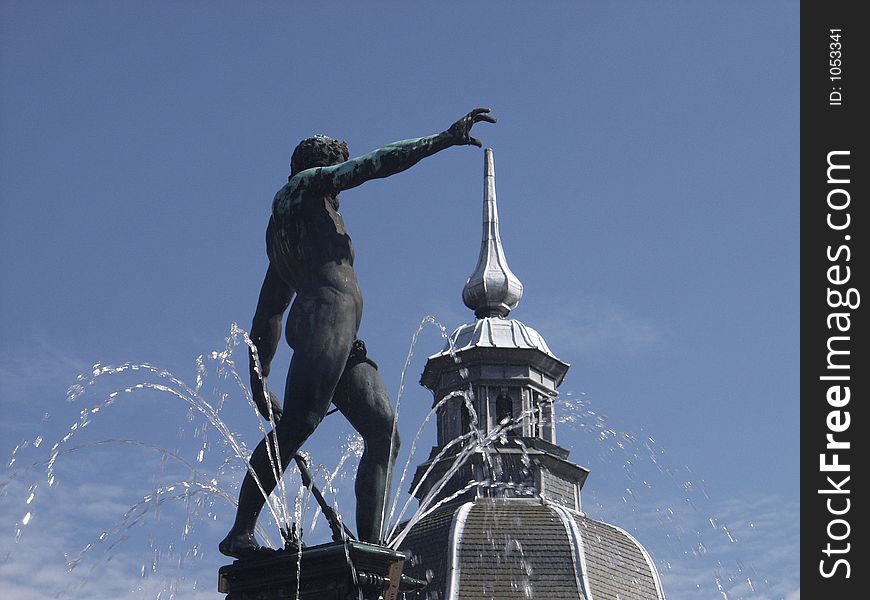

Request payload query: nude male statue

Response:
[219,108,496,557]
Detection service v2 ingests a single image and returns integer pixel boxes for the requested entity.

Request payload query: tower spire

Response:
[462,149,523,318]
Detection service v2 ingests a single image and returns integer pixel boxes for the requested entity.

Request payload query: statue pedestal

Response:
[218,540,423,600]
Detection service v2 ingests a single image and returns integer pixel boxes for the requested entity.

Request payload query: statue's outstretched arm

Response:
[248,263,294,421]
[325,108,495,192]
[276,109,495,213]
[321,132,454,192]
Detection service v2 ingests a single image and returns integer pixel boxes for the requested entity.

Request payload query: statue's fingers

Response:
[473,114,497,124]
[470,107,491,115]
[469,136,483,147]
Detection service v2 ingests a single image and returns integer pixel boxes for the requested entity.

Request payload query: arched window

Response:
[495,389,515,436]
[461,399,471,434]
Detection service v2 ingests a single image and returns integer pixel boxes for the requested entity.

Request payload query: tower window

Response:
[461,400,471,434]
[495,389,515,436]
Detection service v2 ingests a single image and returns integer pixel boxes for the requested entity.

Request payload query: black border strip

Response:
[801,2,866,594]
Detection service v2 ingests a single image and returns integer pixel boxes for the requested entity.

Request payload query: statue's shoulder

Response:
[272,169,325,218]
[272,181,302,218]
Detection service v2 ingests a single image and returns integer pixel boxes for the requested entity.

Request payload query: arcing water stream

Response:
[1,320,795,599]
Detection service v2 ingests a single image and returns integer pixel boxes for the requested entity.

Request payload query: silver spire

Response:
[462,148,524,318]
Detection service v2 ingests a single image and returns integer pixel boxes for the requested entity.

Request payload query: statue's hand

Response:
[252,376,283,422]
[447,108,496,148]
[262,389,283,422]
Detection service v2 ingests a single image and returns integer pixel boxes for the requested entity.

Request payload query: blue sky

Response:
[1,3,799,598]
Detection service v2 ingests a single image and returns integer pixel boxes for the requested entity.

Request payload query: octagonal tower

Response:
[397,150,666,600]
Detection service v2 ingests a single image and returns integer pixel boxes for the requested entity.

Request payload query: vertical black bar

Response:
[801,1,866,595]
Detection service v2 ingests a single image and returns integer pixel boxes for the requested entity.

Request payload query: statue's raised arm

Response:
[274,108,495,216]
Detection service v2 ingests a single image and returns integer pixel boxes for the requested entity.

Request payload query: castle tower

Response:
[397,150,666,600]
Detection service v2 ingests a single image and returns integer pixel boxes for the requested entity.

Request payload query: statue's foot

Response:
[219,529,262,558]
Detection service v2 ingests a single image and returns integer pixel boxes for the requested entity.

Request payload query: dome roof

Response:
[434,316,558,360]
[399,498,665,600]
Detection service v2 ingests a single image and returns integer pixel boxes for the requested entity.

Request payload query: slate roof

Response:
[433,317,558,359]
[573,514,665,600]
[399,503,458,599]
[398,498,665,600]
[454,500,583,600]
[420,317,571,390]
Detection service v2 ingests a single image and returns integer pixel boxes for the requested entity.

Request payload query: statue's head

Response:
[290,135,349,176]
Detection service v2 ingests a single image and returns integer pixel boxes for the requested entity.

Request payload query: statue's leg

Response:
[220,299,356,558]
[332,345,400,544]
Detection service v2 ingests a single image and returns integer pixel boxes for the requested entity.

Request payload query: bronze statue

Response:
[220,108,496,557]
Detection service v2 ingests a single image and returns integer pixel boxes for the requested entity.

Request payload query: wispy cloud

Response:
[1,453,358,600]
[0,343,364,600]
[0,338,88,400]
[586,490,799,600]
[530,297,667,360]
[1,451,243,599]
[0,339,90,460]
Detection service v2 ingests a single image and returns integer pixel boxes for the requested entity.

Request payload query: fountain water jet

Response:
[0,320,790,599]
